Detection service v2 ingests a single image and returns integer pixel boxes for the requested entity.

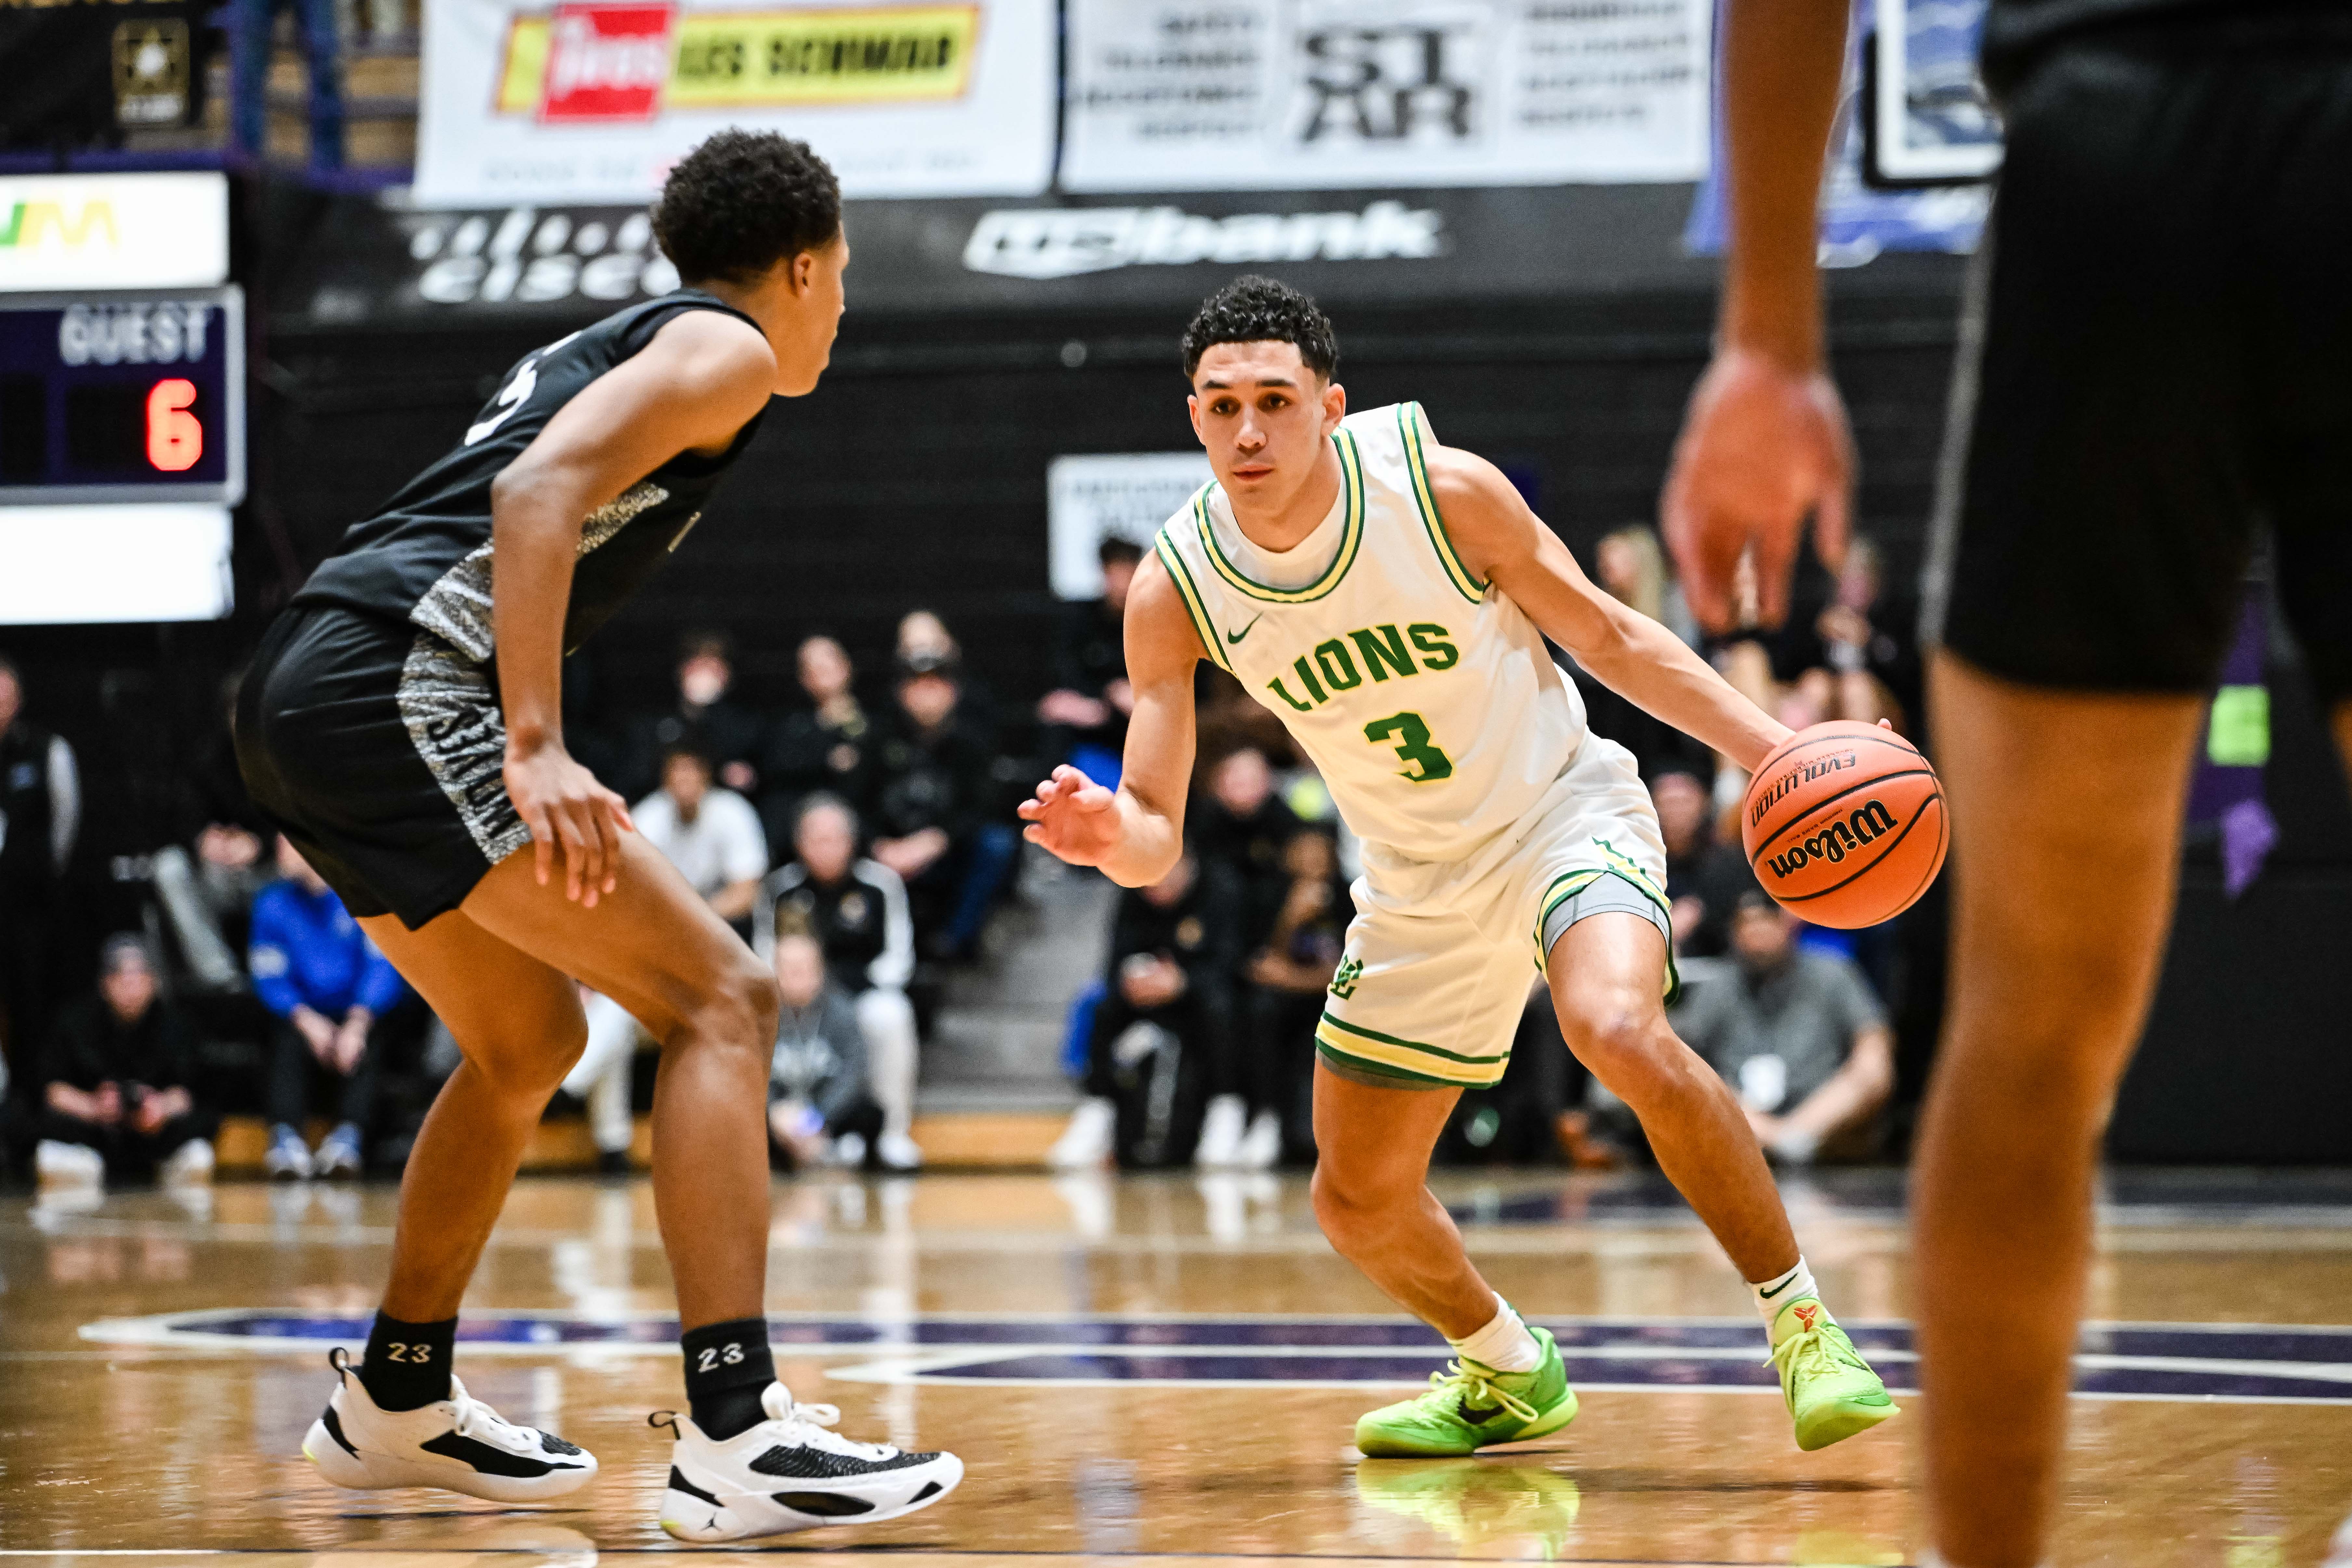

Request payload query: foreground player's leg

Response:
[458,836,961,1536]
[1914,654,2202,1568]
[302,835,959,1531]
[300,913,599,1499]
[1547,911,1893,1451]
[1313,1067,1577,1456]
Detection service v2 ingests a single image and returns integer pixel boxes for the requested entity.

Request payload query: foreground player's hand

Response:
[1017,765,1120,866]
[506,740,634,907]
[1660,346,1853,634]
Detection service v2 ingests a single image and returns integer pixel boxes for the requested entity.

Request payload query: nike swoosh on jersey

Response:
[1225,616,1263,645]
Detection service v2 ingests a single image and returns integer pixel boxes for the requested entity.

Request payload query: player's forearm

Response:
[1718,0,1848,370]
[1099,791,1186,889]
[1577,607,1790,771]
[488,473,587,752]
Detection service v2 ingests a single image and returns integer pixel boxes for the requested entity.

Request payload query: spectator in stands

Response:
[1595,524,1702,648]
[227,0,344,170]
[764,934,890,1171]
[872,650,1017,962]
[1576,529,1715,778]
[621,632,765,800]
[251,837,406,1179]
[1652,767,1753,958]
[1673,890,1894,1165]
[1194,745,1301,952]
[0,655,79,1078]
[897,609,957,664]
[1235,827,1352,1165]
[32,936,216,1187]
[1813,535,1920,732]
[153,673,274,995]
[1049,849,1241,1169]
[562,746,767,1171]
[1192,747,1304,1161]
[761,634,879,840]
[1038,538,1143,784]
[897,607,1008,734]
[755,794,921,1170]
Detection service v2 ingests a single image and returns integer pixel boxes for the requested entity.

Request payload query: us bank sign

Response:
[962,201,1445,280]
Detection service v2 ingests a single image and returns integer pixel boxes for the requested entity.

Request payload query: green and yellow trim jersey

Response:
[1155,402,1590,864]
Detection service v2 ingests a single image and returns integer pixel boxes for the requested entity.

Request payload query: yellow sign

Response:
[495,5,980,113]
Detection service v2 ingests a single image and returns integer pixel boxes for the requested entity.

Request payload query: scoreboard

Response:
[0,286,244,505]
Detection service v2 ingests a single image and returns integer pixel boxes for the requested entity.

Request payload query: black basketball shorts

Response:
[234,605,531,929]
[1923,28,2352,701]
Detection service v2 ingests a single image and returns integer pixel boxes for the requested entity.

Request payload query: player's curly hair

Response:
[652,130,842,286]
[1180,275,1339,381]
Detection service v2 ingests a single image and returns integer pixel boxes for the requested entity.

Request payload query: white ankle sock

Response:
[1450,1296,1542,1373]
[1749,1257,1820,1327]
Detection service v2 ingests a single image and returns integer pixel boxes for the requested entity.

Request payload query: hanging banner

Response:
[1062,0,1710,193]
[1684,0,1986,261]
[414,0,1055,206]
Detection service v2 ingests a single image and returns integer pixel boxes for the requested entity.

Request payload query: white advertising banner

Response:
[1064,0,1709,192]
[414,0,1056,206]
[0,173,229,293]
[1048,452,1212,599]
[0,504,232,624]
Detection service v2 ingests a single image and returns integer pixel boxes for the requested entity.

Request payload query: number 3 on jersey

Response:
[1364,711,1453,783]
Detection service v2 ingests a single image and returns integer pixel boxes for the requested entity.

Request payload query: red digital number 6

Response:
[147,378,202,473]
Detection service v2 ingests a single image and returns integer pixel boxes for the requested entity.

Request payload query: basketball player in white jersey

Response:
[1022,276,1895,1456]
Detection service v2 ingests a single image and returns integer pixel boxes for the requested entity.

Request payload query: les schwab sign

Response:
[414,0,1053,204]
[495,0,979,122]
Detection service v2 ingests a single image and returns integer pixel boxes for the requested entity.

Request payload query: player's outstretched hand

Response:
[1018,765,1120,867]
[505,740,636,907]
[1659,345,1853,634]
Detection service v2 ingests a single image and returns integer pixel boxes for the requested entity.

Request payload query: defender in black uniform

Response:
[1663,2,2352,1564]
[234,131,962,1541]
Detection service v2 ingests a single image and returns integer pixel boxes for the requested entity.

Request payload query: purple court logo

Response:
[77,1311,2352,1406]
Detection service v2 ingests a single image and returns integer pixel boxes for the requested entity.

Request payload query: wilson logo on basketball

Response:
[539,3,678,123]
[1763,799,1900,881]
[1748,750,1855,830]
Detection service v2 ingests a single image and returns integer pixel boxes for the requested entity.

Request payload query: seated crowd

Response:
[0,525,1922,1184]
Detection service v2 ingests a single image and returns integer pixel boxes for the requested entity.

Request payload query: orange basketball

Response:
[1741,721,1947,929]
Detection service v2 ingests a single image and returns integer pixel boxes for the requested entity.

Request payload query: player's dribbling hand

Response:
[1017,764,1120,866]
[505,740,636,907]
[1659,346,1854,634]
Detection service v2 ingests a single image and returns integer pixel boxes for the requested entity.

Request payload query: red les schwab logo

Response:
[538,2,677,123]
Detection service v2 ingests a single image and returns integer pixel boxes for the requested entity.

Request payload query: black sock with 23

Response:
[681,1317,776,1441]
[359,1311,456,1412]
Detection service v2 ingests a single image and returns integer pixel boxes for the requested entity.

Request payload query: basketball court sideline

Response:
[5,1168,2349,1567]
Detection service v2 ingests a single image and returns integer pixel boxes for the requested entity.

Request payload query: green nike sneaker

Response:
[1354,1324,1579,1457]
[1766,1298,1898,1451]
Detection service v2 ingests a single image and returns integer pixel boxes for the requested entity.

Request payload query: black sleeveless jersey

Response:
[292,291,769,661]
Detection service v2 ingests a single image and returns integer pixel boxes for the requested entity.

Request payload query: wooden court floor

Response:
[5,1168,2352,1568]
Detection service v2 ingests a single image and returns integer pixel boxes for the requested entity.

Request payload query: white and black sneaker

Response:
[301,1348,597,1502]
[657,1382,962,1541]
